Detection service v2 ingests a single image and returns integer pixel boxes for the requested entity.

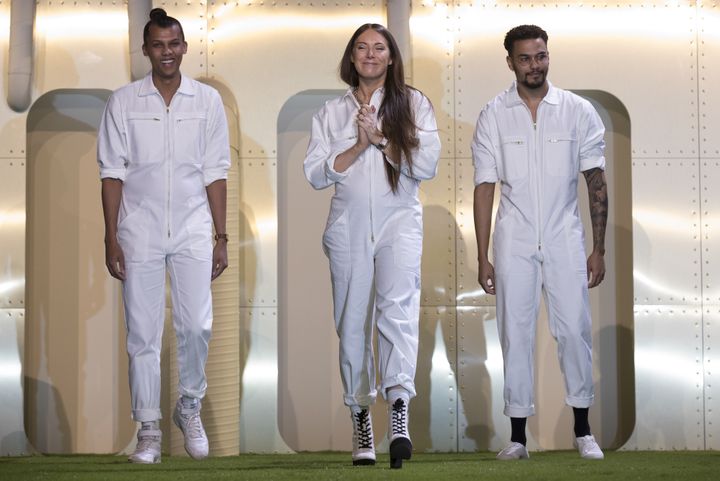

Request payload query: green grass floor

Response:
[1,451,719,481]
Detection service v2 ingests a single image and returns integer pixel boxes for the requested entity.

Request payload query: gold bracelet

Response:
[214,233,229,242]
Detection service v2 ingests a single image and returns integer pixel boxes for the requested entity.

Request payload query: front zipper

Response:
[352,90,376,243]
[166,105,171,239]
[369,145,375,243]
[525,103,543,252]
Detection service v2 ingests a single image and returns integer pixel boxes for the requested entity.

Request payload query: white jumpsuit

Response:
[97,74,231,422]
[304,88,441,406]
[471,81,605,418]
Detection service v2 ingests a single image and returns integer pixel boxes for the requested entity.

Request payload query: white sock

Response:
[140,420,160,434]
[350,405,369,415]
[181,395,199,410]
[387,388,410,405]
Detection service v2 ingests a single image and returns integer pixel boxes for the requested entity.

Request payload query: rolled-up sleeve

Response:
[579,100,606,172]
[303,105,348,190]
[403,92,440,181]
[97,93,128,181]
[471,107,500,186]
[203,90,232,186]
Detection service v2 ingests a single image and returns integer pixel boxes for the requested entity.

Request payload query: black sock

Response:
[573,407,591,437]
[510,417,527,445]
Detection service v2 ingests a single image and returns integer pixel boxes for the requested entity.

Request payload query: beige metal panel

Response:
[209,1,383,159]
[623,307,704,450]
[413,306,457,452]
[0,308,31,455]
[411,0,455,158]
[699,3,720,157]
[0,1,27,156]
[0,159,25,308]
[420,159,455,307]
[238,307,293,453]
[453,1,699,158]
[239,158,277,307]
[632,160,701,305]
[706,309,720,449]
[34,1,130,92]
[453,2,509,159]
[456,306,507,452]
[702,160,720,305]
[455,155,498,307]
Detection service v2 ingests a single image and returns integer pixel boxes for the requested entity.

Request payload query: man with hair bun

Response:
[98,8,230,464]
[472,24,608,461]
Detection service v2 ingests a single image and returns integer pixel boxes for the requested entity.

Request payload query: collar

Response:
[505,80,558,107]
[138,73,195,97]
[344,86,385,107]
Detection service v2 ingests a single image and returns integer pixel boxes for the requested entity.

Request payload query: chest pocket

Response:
[499,135,528,182]
[175,112,207,166]
[126,112,163,165]
[544,132,578,178]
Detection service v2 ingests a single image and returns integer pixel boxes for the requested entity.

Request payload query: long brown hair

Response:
[339,24,419,193]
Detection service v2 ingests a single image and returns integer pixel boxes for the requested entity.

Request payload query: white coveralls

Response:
[471,81,605,418]
[304,88,441,406]
[97,74,230,422]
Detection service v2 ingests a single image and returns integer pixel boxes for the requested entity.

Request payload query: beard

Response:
[520,68,547,90]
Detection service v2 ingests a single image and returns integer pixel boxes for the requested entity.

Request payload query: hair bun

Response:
[149,8,167,21]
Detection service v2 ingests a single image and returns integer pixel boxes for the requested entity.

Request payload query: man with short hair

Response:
[472,24,608,460]
[98,8,230,464]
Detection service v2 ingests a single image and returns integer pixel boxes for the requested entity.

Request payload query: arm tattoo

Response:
[583,167,608,254]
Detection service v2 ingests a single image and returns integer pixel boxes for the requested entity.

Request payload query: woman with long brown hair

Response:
[304,24,441,469]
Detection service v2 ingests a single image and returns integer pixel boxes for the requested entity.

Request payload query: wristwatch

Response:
[375,138,388,151]
[214,233,229,242]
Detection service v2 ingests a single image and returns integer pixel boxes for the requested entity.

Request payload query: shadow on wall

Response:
[277,90,344,451]
[25,89,134,453]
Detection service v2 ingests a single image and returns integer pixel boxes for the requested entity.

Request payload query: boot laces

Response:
[182,411,205,440]
[136,435,159,451]
[354,409,373,449]
[391,399,408,436]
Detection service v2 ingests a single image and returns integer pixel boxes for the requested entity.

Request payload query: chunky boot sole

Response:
[389,437,412,469]
[352,458,376,466]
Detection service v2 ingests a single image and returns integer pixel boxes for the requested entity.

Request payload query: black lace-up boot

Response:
[388,398,412,469]
[351,407,375,465]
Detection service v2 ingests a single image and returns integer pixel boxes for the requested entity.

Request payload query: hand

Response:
[211,240,228,280]
[587,250,605,288]
[105,239,126,281]
[478,260,496,295]
[357,104,384,146]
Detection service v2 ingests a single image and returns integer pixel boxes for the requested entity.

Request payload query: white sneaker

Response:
[350,407,375,466]
[172,398,209,460]
[128,428,161,464]
[575,434,604,459]
[496,442,529,460]
[388,398,412,469]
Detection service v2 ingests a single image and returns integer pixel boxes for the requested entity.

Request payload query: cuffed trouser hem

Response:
[380,375,416,400]
[178,386,207,400]
[344,391,377,407]
[566,395,594,408]
[503,404,535,418]
[133,408,162,422]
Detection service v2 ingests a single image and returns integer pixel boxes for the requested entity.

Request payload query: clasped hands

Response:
[356,103,384,149]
